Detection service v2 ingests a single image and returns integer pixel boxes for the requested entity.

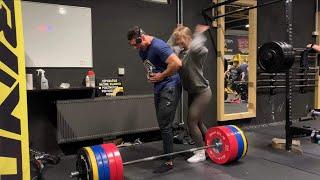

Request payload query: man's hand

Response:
[148,73,165,83]
[307,44,320,53]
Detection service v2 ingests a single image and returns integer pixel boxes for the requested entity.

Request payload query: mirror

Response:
[216,0,257,121]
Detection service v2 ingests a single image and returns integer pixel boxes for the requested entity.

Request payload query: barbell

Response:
[70,125,248,180]
[257,41,316,73]
[257,41,295,73]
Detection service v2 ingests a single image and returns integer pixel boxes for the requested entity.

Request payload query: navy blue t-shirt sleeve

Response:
[139,51,147,62]
[154,39,174,63]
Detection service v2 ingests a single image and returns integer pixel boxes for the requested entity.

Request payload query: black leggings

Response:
[187,87,212,147]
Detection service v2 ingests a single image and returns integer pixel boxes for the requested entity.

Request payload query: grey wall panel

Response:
[56,95,159,143]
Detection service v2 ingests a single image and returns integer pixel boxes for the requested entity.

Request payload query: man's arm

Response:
[163,53,182,77]
[149,54,182,83]
[307,44,320,52]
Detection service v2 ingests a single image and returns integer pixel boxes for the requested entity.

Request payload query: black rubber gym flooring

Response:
[42,121,320,180]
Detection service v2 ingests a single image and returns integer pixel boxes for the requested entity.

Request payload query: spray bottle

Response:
[36,69,49,89]
[87,70,95,88]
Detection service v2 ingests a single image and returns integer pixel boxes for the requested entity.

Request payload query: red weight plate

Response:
[218,126,239,162]
[104,144,124,180]
[205,126,238,164]
[101,144,117,180]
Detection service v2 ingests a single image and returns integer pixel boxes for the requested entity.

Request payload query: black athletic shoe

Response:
[153,162,173,173]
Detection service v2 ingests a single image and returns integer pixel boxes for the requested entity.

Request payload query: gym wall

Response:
[24,0,177,95]
[25,0,181,153]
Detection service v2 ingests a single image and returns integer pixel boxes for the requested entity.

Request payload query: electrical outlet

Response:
[312,31,319,36]
[118,68,125,75]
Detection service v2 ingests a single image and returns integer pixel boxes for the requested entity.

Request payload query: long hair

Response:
[172,25,193,49]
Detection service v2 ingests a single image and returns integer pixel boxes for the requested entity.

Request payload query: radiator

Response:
[56,95,159,144]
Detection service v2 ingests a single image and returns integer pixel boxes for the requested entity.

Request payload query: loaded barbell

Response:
[70,125,248,180]
[257,41,317,73]
[258,41,295,73]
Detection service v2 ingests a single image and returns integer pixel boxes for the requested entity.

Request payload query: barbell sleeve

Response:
[70,171,80,178]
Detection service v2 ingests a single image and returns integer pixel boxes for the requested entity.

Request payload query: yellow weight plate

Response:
[84,147,99,180]
[231,125,248,158]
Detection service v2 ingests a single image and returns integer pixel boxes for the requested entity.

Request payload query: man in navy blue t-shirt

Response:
[127,26,182,173]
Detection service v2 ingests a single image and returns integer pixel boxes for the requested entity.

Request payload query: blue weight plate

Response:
[231,125,248,158]
[91,146,105,180]
[98,145,110,180]
[102,144,117,180]
[227,125,244,161]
